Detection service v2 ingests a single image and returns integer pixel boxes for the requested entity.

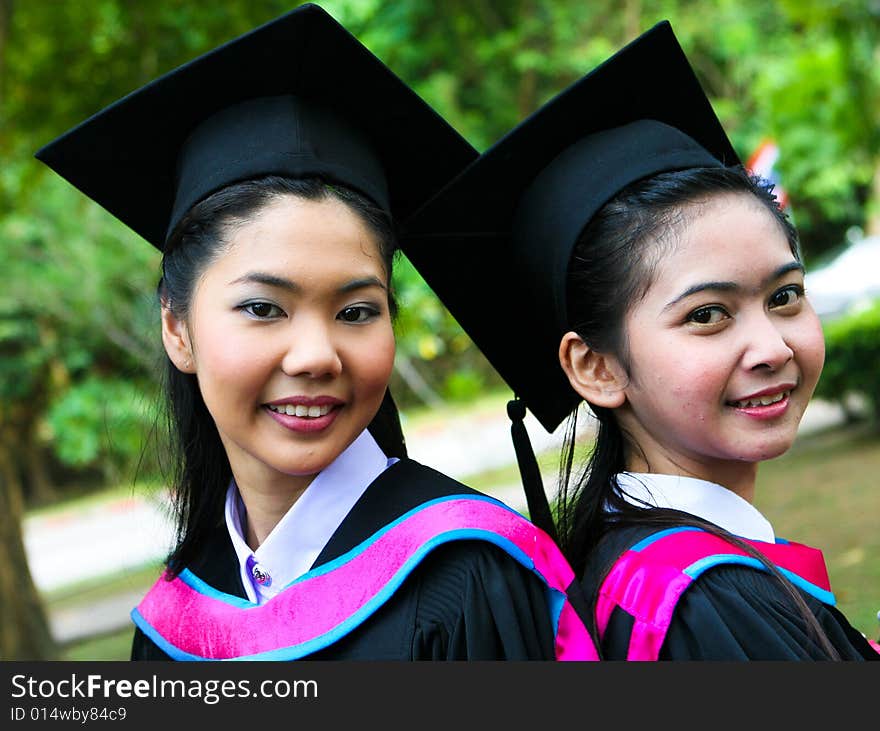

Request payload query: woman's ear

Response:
[558,331,627,408]
[161,304,195,373]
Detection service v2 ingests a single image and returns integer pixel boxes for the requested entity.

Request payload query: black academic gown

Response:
[581,522,879,661]
[131,458,557,660]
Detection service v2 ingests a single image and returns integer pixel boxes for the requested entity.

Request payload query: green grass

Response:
[27,480,164,520]
[399,388,513,430]
[45,561,164,605]
[48,562,164,661]
[755,423,880,637]
[461,437,594,495]
[61,628,134,661]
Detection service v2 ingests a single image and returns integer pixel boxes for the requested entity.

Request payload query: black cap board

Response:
[402,20,740,434]
[35,2,478,250]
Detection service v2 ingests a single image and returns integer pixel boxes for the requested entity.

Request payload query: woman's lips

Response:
[263,403,342,433]
[266,402,335,418]
[727,390,791,420]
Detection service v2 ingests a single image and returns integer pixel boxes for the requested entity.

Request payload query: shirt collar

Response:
[614,472,776,543]
[224,429,396,604]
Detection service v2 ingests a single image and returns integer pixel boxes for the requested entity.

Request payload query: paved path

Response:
[25,494,176,595]
[25,397,848,644]
[49,590,148,646]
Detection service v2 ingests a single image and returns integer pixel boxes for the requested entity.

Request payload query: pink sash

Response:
[595,527,835,660]
[133,495,599,661]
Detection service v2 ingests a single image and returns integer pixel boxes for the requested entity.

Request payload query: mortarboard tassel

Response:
[507,398,559,544]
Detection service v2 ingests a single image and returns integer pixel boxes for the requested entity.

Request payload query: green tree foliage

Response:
[2,0,880,495]
[759,0,880,258]
[2,1,299,499]
[814,300,880,424]
[2,0,879,660]
[1,169,161,498]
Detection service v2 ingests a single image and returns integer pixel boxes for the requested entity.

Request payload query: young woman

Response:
[35,5,596,661]
[403,21,879,660]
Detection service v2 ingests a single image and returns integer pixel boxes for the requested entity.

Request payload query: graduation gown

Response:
[131,458,568,661]
[581,522,879,661]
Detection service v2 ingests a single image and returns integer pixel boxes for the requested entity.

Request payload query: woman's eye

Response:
[338,305,378,323]
[769,285,803,309]
[687,305,729,325]
[242,301,284,319]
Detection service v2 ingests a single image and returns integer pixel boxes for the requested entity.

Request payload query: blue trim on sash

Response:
[131,608,206,661]
[547,587,566,639]
[178,569,255,608]
[131,494,567,661]
[630,529,797,554]
[629,526,701,552]
[684,554,836,606]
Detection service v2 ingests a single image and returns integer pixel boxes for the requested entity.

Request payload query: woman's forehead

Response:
[643,195,797,297]
[205,198,387,280]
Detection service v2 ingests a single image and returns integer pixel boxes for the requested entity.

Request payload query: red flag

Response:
[747,138,789,209]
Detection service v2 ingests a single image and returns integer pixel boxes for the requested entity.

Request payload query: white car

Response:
[804,234,880,321]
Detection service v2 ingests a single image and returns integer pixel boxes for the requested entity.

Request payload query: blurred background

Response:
[1,0,878,660]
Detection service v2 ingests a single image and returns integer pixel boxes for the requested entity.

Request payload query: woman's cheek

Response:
[792,315,826,390]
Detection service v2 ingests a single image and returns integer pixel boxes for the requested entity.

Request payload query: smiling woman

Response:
[163,194,395,520]
[403,20,879,660]
[601,192,825,498]
[33,5,597,661]
[160,186,398,553]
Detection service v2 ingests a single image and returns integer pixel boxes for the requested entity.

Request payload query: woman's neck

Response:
[625,450,759,503]
[234,472,315,550]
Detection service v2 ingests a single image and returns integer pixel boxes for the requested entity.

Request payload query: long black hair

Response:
[158,175,406,577]
[555,165,840,658]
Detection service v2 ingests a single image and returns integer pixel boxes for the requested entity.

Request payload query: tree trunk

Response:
[24,433,56,506]
[0,442,58,660]
[393,355,443,407]
[2,0,61,647]
[864,157,880,238]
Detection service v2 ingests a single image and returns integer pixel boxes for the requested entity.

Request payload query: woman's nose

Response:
[280,317,343,379]
[742,314,794,372]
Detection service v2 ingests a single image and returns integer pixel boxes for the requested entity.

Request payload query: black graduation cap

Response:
[400,21,739,534]
[34,2,477,250]
[402,20,739,435]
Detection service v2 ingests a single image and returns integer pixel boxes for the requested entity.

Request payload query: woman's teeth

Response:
[730,391,789,409]
[267,403,334,418]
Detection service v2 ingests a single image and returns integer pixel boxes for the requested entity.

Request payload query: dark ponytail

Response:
[558,403,624,576]
[555,165,840,658]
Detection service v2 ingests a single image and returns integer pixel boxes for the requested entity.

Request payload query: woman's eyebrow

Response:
[662,261,805,311]
[228,272,387,293]
[338,276,387,294]
[229,272,299,291]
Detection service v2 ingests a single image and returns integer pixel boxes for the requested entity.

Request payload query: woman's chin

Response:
[735,437,796,463]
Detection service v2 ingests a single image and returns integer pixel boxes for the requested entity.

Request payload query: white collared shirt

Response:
[614,472,776,543]
[224,430,397,604]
